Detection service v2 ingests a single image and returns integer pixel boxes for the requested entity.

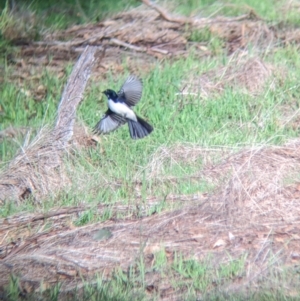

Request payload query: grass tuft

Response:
[2,0,300,300]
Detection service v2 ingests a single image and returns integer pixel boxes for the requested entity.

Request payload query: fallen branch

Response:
[54,46,97,145]
[0,46,98,203]
[110,38,146,52]
[141,0,260,26]
[141,0,190,24]
[110,38,169,55]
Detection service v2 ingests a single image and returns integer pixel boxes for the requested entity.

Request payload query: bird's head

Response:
[102,89,118,100]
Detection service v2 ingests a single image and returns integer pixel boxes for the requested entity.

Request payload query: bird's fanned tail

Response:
[127,116,153,139]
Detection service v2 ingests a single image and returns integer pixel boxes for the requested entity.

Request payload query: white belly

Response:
[108,99,137,121]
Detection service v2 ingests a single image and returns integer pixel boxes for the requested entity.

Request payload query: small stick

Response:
[141,0,190,24]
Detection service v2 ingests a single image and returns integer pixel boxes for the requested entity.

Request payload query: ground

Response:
[1,0,300,300]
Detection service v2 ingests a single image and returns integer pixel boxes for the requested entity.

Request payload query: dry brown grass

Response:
[1,3,300,299]
[182,55,277,99]
[4,2,298,87]
[0,46,97,203]
[1,139,300,295]
[0,126,30,142]
[146,139,300,227]
[0,127,65,203]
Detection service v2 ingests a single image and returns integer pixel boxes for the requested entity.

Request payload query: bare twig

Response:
[110,38,146,52]
[141,0,259,26]
[141,0,190,24]
[150,47,169,54]
[110,38,169,55]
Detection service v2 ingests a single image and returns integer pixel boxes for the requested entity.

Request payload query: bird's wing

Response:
[118,75,143,107]
[93,109,127,134]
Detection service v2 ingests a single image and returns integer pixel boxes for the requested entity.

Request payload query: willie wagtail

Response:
[93,75,153,139]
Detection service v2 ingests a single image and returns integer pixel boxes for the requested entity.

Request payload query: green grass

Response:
[0,0,138,30]
[0,68,67,163]
[1,0,300,300]
[1,47,300,218]
[172,252,247,293]
[4,251,300,301]
[174,0,300,26]
[187,26,225,55]
[4,270,148,301]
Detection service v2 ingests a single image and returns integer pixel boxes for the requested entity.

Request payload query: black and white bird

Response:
[93,75,153,139]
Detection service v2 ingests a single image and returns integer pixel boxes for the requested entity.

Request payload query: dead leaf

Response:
[213,239,227,248]
[229,232,235,241]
